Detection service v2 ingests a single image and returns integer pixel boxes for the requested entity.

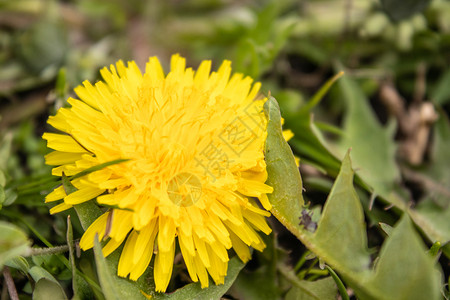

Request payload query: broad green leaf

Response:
[93,236,147,300]
[314,150,370,272]
[336,67,400,200]
[284,276,337,300]
[33,278,68,300]
[158,256,245,300]
[93,236,124,300]
[0,221,31,268]
[357,215,441,300]
[264,97,304,228]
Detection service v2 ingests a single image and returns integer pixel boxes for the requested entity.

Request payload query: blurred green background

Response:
[0,0,449,299]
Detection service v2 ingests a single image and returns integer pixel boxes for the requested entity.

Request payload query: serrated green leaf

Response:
[264,98,368,285]
[336,67,400,199]
[0,221,31,269]
[33,278,68,300]
[158,256,245,300]
[359,215,441,300]
[264,105,441,299]
[314,150,370,272]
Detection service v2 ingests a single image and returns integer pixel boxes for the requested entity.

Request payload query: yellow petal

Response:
[79,212,109,250]
[49,202,73,214]
[42,133,88,153]
[64,187,105,205]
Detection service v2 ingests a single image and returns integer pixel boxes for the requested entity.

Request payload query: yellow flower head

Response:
[43,54,273,292]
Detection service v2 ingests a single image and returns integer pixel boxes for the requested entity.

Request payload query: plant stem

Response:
[3,267,19,300]
[27,245,70,256]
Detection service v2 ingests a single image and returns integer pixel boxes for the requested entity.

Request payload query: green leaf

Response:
[62,173,103,231]
[432,69,450,105]
[33,278,68,300]
[75,201,104,231]
[5,256,30,273]
[336,66,400,200]
[409,111,450,244]
[285,75,342,177]
[380,0,432,22]
[93,236,147,300]
[314,150,370,272]
[0,221,31,268]
[231,266,282,300]
[29,266,61,287]
[325,266,349,300]
[264,96,304,228]
[159,256,245,300]
[264,110,441,299]
[67,216,94,300]
[93,235,124,300]
[358,215,441,300]
[0,169,6,186]
[378,223,393,237]
[0,185,5,209]
[412,199,450,245]
[284,276,338,300]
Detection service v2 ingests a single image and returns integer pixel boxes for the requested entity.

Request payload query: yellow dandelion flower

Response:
[43,54,274,292]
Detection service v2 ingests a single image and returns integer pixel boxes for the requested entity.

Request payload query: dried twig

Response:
[2,267,19,300]
[379,67,438,165]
